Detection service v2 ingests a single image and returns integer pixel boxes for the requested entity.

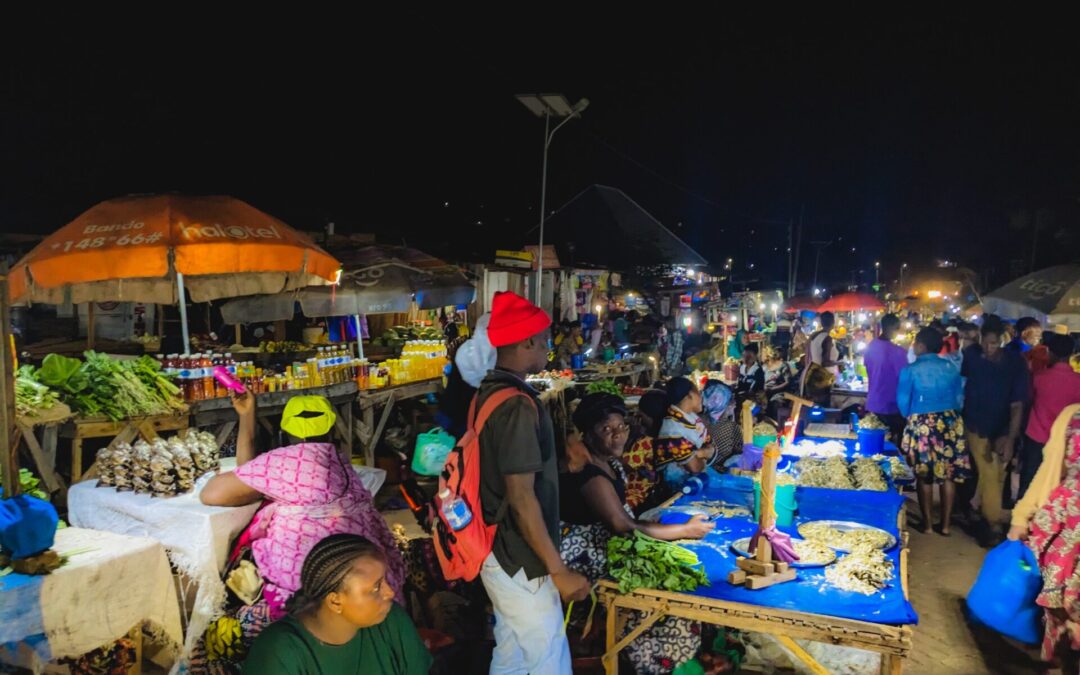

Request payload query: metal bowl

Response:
[796,520,897,552]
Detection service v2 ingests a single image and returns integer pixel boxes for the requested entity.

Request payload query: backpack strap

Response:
[471,387,536,434]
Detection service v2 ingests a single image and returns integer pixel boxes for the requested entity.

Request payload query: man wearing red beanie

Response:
[477,291,588,674]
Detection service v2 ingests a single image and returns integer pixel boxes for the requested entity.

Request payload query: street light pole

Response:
[900,263,908,296]
[517,94,589,305]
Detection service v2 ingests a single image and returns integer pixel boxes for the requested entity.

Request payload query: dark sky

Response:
[3,9,1079,291]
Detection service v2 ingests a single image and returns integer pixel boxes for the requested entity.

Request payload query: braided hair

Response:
[285,534,385,616]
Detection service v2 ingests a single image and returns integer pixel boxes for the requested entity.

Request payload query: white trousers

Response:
[479,552,571,675]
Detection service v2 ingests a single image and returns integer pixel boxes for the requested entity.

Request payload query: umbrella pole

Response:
[0,270,16,498]
[354,315,364,360]
[177,272,191,355]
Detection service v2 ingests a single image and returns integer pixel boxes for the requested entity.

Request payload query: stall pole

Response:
[87,302,96,349]
[234,325,242,346]
[354,315,365,360]
[176,271,191,354]
[0,271,17,498]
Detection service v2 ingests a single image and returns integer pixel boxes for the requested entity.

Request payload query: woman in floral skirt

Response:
[897,327,969,535]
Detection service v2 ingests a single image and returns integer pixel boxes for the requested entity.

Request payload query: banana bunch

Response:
[204,616,245,662]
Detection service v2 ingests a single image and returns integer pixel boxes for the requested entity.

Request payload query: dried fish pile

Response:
[685,501,751,519]
[752,422,777,437]
[97,431,220,497]
[795,455,888,491]
[824,544,894,594]
[791,539,837,566]
[851,457,889,491]
[871,454,912,480]
[857,414,888,431]
[798,522,893,550]
[785,439,847,458]
[795,456,855,489]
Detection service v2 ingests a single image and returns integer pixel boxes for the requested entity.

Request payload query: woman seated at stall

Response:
[193,391,406,674]
[762,345,793,419]
[1007,404,1080,671]
[653,377,712,489]
[701,380,742,469]
[621,389,670,514]
[559,393,713,673]
[244,533,432,675]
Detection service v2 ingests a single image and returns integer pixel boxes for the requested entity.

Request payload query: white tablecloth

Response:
[0,527,182,670]
[67,480,260,663]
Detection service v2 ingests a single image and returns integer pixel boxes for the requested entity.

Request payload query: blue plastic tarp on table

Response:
[662,476,918,626]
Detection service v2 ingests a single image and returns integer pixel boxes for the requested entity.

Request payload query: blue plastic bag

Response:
[966,540,1043,645]
[0,495,59,559]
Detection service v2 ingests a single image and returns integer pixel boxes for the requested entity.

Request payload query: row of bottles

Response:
[160,341,448,401]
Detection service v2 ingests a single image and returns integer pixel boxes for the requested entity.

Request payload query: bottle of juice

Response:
[201,354,215,400]
[211,353,226,398]
[184,355,201,402]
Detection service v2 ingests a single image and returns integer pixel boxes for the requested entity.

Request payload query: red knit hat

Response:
[487,291,552,347]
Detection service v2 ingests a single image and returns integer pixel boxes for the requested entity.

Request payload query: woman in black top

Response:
[559,393,712,577]
[558,393,712,673]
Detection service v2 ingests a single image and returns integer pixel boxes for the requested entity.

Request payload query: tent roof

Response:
[537,185,707,269]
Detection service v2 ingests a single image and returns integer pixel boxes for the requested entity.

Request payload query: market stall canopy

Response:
[219,245,475,324]
[982,264,1080,331]
[815,292,885,312]
[537,185,707,269]
[784,296,821,312]
[8,194,341,305]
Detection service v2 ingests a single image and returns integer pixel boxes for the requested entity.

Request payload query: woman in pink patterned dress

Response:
[1009,404,1080,671]
[192,390,404,674]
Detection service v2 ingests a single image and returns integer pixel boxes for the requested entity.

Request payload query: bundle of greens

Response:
[34,352,183,421]
[607,531,710,593]
[586,379,624,399]
[15,366,59,416]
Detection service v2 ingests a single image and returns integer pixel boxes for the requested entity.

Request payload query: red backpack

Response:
[433,388,534,582]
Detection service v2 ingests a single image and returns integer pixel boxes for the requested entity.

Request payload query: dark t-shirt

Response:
[241,605,431,675]
[477,368,560,580]
[961,345,1030,438]
[559,462,626,525]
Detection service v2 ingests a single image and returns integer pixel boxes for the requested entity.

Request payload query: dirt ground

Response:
[903,497,1044,675]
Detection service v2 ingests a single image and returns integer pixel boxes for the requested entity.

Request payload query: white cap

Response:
[438,488,451,500]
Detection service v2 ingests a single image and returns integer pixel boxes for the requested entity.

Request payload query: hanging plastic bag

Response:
[966,540,1043,645]
[412,428,457,477]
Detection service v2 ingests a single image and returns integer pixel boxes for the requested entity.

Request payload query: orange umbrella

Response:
[9,194,339,305]
[9,194,340,350]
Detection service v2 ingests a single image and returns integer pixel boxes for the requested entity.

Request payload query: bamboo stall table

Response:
[356,378,442,466]
[596,576,912,675]
[190,381,358,457]
[597,468,914,674]
[62,411,190,483]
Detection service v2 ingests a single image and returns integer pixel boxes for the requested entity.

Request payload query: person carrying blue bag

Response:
[991,404,1080,670]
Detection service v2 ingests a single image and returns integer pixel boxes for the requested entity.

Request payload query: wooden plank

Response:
[214,421,237,448]
[71,438,83,482]
[357,379,441,409]
[604,596,618,675]
[594,581,911,651]
[777,635,831,675]
[881,652,903,675]
[602,604,668,671]
[18,423,65,496]
[369,392,396,459]
[0,271,16,498]
[745,567,797,590]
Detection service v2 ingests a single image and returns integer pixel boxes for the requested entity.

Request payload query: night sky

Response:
[3,9,1078,292]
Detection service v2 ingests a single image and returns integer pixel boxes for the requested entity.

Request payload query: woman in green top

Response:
[243,534,432,675]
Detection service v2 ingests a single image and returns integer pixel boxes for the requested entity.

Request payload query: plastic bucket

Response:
[752,433,778,449]
[739,444,764,471]
[753,482,797,527]
[857,428,887,455]
[571,354,585,369]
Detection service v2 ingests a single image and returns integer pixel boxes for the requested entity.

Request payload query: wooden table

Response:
[596,499,913,674]
[190,381,358,456]
[356,379,442,466]
[62,412,190,483]
[14,405,73,497]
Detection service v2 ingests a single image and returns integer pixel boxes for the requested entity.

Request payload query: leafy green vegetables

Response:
[16,366,60,416]
[22,352,183,421]
[586,379,624,399]
[607,531,710,593]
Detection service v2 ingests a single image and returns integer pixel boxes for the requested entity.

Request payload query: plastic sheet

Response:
[659,478,918,626]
